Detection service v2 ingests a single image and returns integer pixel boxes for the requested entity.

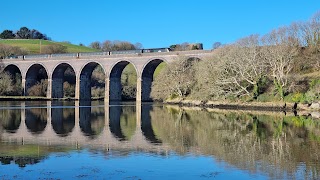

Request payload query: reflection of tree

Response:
[151,106,320,179]
[0,157,41,167]
[0,109,21,133]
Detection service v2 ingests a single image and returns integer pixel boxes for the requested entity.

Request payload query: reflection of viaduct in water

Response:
[1,102,167,152]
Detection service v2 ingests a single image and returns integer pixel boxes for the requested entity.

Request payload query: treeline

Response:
[152,11,320,103]
[89,40,143,51]
[0,27,50,40]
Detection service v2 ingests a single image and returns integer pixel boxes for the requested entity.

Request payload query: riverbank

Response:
[165,98,320,112]
[165,99,320,118]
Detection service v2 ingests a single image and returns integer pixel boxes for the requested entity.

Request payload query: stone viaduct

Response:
[1,50,212,101]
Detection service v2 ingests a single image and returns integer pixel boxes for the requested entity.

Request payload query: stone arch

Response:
[109,60,138,101]
[52,63,76,98]
[141,58,168,101]
[2,64,23,96]
[79,62,106,100]
[25,63,49,96]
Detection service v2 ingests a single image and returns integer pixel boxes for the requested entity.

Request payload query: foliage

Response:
[0,72,13,95]
[0,30,15,39]
[63,82,75,97]
[27,80,48,97]
[151,56,197,100]
[42,44,67,54]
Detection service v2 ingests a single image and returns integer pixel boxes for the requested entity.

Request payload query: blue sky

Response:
[1,0,319,49]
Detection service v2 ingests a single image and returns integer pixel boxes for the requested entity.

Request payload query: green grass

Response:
[0,39,99,54]
[0,144,74,157]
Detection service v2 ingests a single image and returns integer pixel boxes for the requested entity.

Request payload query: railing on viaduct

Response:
[1,50,212,101]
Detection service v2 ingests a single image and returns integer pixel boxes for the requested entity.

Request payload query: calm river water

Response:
[0,101,319,179]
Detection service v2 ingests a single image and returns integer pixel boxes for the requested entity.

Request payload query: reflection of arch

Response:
[25,63,48,96]
[52,63,76,98]
[141,104,161,144]
[25,108,47,134]
[79,62,106,100]
[109,60,137,101]
[1,109,21,133]
[51,101,75,137]
[109,103,136,141]
[141,58,168,101]
[109,103,126,141]
[79,101,104,138]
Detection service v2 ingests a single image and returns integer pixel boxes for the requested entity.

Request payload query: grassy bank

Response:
[0,39,98,54]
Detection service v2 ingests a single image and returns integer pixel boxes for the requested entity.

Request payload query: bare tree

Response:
[213,35,267,97]
[42,44,67,54]
[134,42,143,49]
[261,27,299,98]
[151,56,196,100]
[89,41,102,50]
[212,42,222,50]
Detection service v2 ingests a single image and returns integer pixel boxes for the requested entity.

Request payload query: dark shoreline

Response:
[164,99,298,112]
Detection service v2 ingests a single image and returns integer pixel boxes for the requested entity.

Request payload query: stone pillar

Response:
[22,78,26,96]
[136,77,142,102]
[80,74,91,100]
[104,77,110,103]
[109,77,122,101]
[75,76,80,100]
[141,77,152,101]
[47,79,52,99]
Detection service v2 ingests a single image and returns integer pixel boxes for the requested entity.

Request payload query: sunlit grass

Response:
[0,39,99,54]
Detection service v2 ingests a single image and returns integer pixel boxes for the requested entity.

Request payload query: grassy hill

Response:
[0,39,99,54]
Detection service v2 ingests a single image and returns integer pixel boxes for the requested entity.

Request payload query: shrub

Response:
[27,80,47,96]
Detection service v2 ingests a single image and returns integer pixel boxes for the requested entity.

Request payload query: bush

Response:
[0,72,13,95]
[91,87,104,98]
[63,82,75,97]
[27,80,47,96]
